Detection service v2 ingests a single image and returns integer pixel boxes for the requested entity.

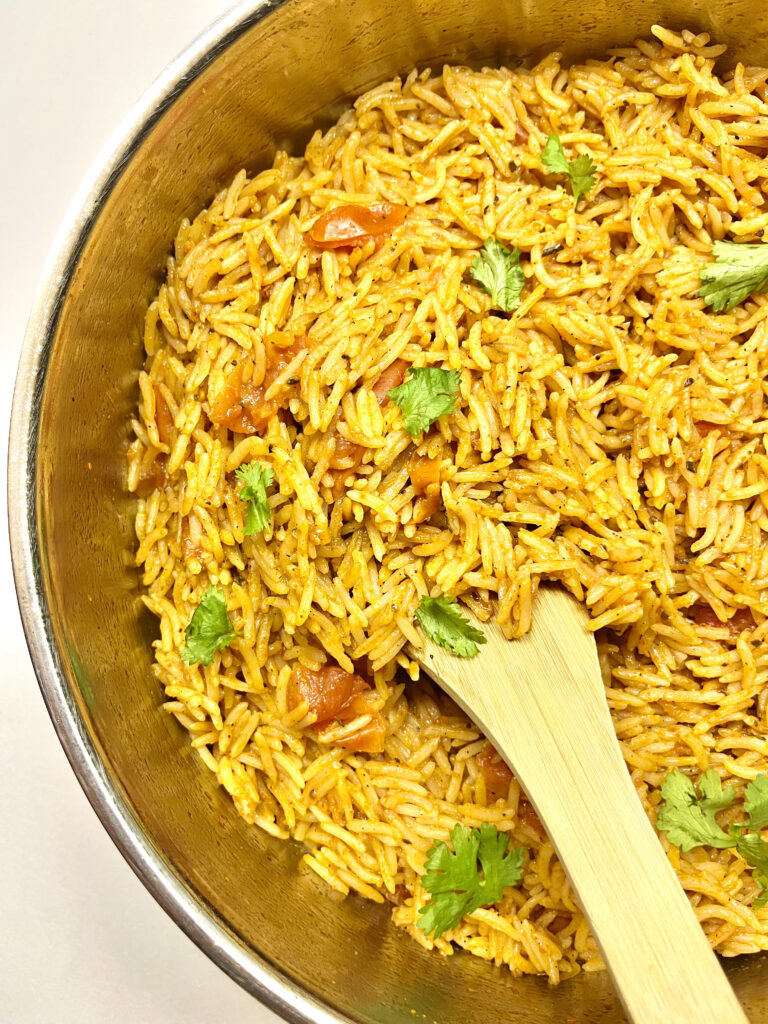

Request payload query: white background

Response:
[1,1,281,1021]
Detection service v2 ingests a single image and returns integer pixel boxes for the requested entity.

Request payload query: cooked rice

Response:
[128,25,768,982]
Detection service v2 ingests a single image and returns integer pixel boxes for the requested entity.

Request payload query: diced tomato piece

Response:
[371,358,408,403]
[135,454,166,498]
[408,450,442,523]
[548,914,569,933]
[338,713,387,753]
[307,203,406,250]
[287,663,369,724]
[730,608,755,633]
[345,689,381,718]
[209,334,306,435]
[692,603,754,635]
[695,420,723,437]
[518,796,546,839]
[477,743,546,836]
[209,364,247,431]
[413,492,441,523]
[408,452,440,495]
[477,743,513,800]
[154,385,174,445]
[692,603,725,629]
[287,664,386,753]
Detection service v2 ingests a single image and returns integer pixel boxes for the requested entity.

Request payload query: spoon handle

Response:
[484,636,749,1024]
[492,705,748,1023]
[413,589,748,1023]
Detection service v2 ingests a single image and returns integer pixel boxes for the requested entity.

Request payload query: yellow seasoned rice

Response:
[128,25,768,982]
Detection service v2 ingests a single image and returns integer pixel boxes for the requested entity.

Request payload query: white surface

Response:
[0,2,282,1021]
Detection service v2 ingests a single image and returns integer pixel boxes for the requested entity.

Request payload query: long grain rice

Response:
[129,26,768,981]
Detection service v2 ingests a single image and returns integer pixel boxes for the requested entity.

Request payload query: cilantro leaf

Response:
[541,134,570,175]
[417,823,524,938]
[745,775,768,831]
[567,155,598,207]
[388,367,460,437]
[659,769,768,909]
[236,461,275,535]
[699,240,768,312]
[541,134,596,207]
[415,595,486,658]
[181,587,239,666]
[656,769,735,852]
[699,769,737,813]
[469,238,525,312]
[477,820,524,896]
[735,832,768,908]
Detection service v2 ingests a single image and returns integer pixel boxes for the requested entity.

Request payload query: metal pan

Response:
[10,1,768,1020]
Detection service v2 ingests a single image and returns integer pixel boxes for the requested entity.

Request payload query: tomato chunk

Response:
[692,603,754,636]
[695,420,723,437]
[371,358,408,403]
[409,452,440,496]
[287,664,369,724]
[154,385,174,445]
[477,743,546,836]
[338,714,387,753]
[408,450,442,523]
[209,364,255,433]
[477,743,513,800]
[518,796,546,839]
[307,203,406,250]
[287,664,386,753]
[548,914,570,933]
[209,334,306,435]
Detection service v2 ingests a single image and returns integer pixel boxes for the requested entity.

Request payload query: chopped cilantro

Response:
[236,461,275,535]
[541,134,596,207]
[658,769,768,909]
[415,594,486,658]
[746,775,768,831]
[417,823,525,938]
[388,367,460,437]
[734,833,768,909]
[180,587,239,666]
[469,238,525,312]
[656,769,735,852]
[699,240,768,312]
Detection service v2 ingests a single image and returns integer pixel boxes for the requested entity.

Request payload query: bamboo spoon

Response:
[408,586,748,1024]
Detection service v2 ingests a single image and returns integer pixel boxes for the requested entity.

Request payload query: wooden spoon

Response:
[409,586,748,1024]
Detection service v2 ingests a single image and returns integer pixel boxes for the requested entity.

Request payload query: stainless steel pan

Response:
[10,1,768,1020]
